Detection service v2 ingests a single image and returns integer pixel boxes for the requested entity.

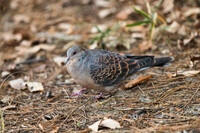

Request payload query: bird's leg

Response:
[71,88,86,98]
[95,93,103,99]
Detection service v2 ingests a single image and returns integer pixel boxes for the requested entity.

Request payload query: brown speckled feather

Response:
[65,46,174,93]
[88,49,154,86]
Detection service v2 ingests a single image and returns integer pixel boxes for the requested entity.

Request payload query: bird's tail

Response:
[152,56,174,67]
[137,56,174,72]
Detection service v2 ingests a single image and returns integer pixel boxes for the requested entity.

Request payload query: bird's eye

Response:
[72,51,77,55]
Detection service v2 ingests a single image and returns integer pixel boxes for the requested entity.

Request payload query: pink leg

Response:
[95,93,103,99]
[71,88,86,98]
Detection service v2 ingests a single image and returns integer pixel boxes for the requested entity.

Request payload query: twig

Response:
[179,85,200,112]
[58,98,92,131]
[0,107,4,133]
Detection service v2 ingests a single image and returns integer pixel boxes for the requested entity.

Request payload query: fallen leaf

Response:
[177,70,200,77]
[90,24,107,33]
[122,75,152,90]
[13,14,30,24]
[25,82,44,92]
[53,56,66,66]
[177,31,198,48]
[94,0,113,8]
[15,44,56,58]
[167,21,180,33]
[9,78,26,90]
[88,118,120,132]
[100,118,121,129]
[116,7,133,20]
[131,32,145,39]
[184,8,200,17]
[168,70,200,77]
[98,8,116,18]
[58,23,74,34]
[88,120,101,132]
[33,64,46,73]
[1,71,10,78]
[138,40,152,52]
[162,0,174,13]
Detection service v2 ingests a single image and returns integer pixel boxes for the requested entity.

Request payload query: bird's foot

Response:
[94,93,103,99]
[71,88,86,98]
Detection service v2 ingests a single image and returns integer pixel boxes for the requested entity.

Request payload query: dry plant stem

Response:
[58,97,92,131]
[179,85,200,112]
[45,94,62,104]
[155,86,183,102]
[0,108,4,133]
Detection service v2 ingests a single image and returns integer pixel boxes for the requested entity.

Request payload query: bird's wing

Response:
[88,50,153,86]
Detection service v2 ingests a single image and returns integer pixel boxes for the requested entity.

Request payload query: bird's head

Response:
[65,46,86,64]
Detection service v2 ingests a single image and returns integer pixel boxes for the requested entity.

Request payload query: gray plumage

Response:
[65,46,174,93]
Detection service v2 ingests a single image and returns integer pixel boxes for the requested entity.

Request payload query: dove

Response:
[65,46,173,96]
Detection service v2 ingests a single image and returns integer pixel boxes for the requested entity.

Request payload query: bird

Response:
[65,46,174,97]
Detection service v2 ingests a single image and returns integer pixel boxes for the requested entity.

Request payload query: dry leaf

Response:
[100,118,121,129]
[58,23,74,34]
[13,14,30,24]
[168,70,200,77]
[33,64,46,73]
[88,118,121,132]
[1,71,10,78]
[162,0,174,13]
[94,0,113,8]
[53,56,66,66]
[123,75,152,89]
[138,40,152,52]
[116,7,133,20]
[167,21,180,33]
[184,8,200,17]
[25,82,44,92]
[90,25,107,33]
[88,120,101,132]
[177,31,198,48]
[98,8,116,18]
[9,78,26,90]
[177,70,200,77]
[15,44,56,57]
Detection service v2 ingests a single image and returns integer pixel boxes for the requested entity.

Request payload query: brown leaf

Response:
[162,0,174,13]
[184,8,200,17]
[138,40,152,52]
[122,75,152,90]
[116,7,133,20]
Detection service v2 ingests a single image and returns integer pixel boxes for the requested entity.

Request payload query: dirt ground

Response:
[0,0,200,132]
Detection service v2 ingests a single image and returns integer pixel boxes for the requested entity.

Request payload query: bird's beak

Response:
[65,57,70,64]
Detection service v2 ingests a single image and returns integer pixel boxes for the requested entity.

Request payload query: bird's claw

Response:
[71,88,86,99]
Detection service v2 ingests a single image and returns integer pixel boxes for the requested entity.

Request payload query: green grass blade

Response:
[94,25,102,33]
[133,7,150,19]
[126,20,151,27]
